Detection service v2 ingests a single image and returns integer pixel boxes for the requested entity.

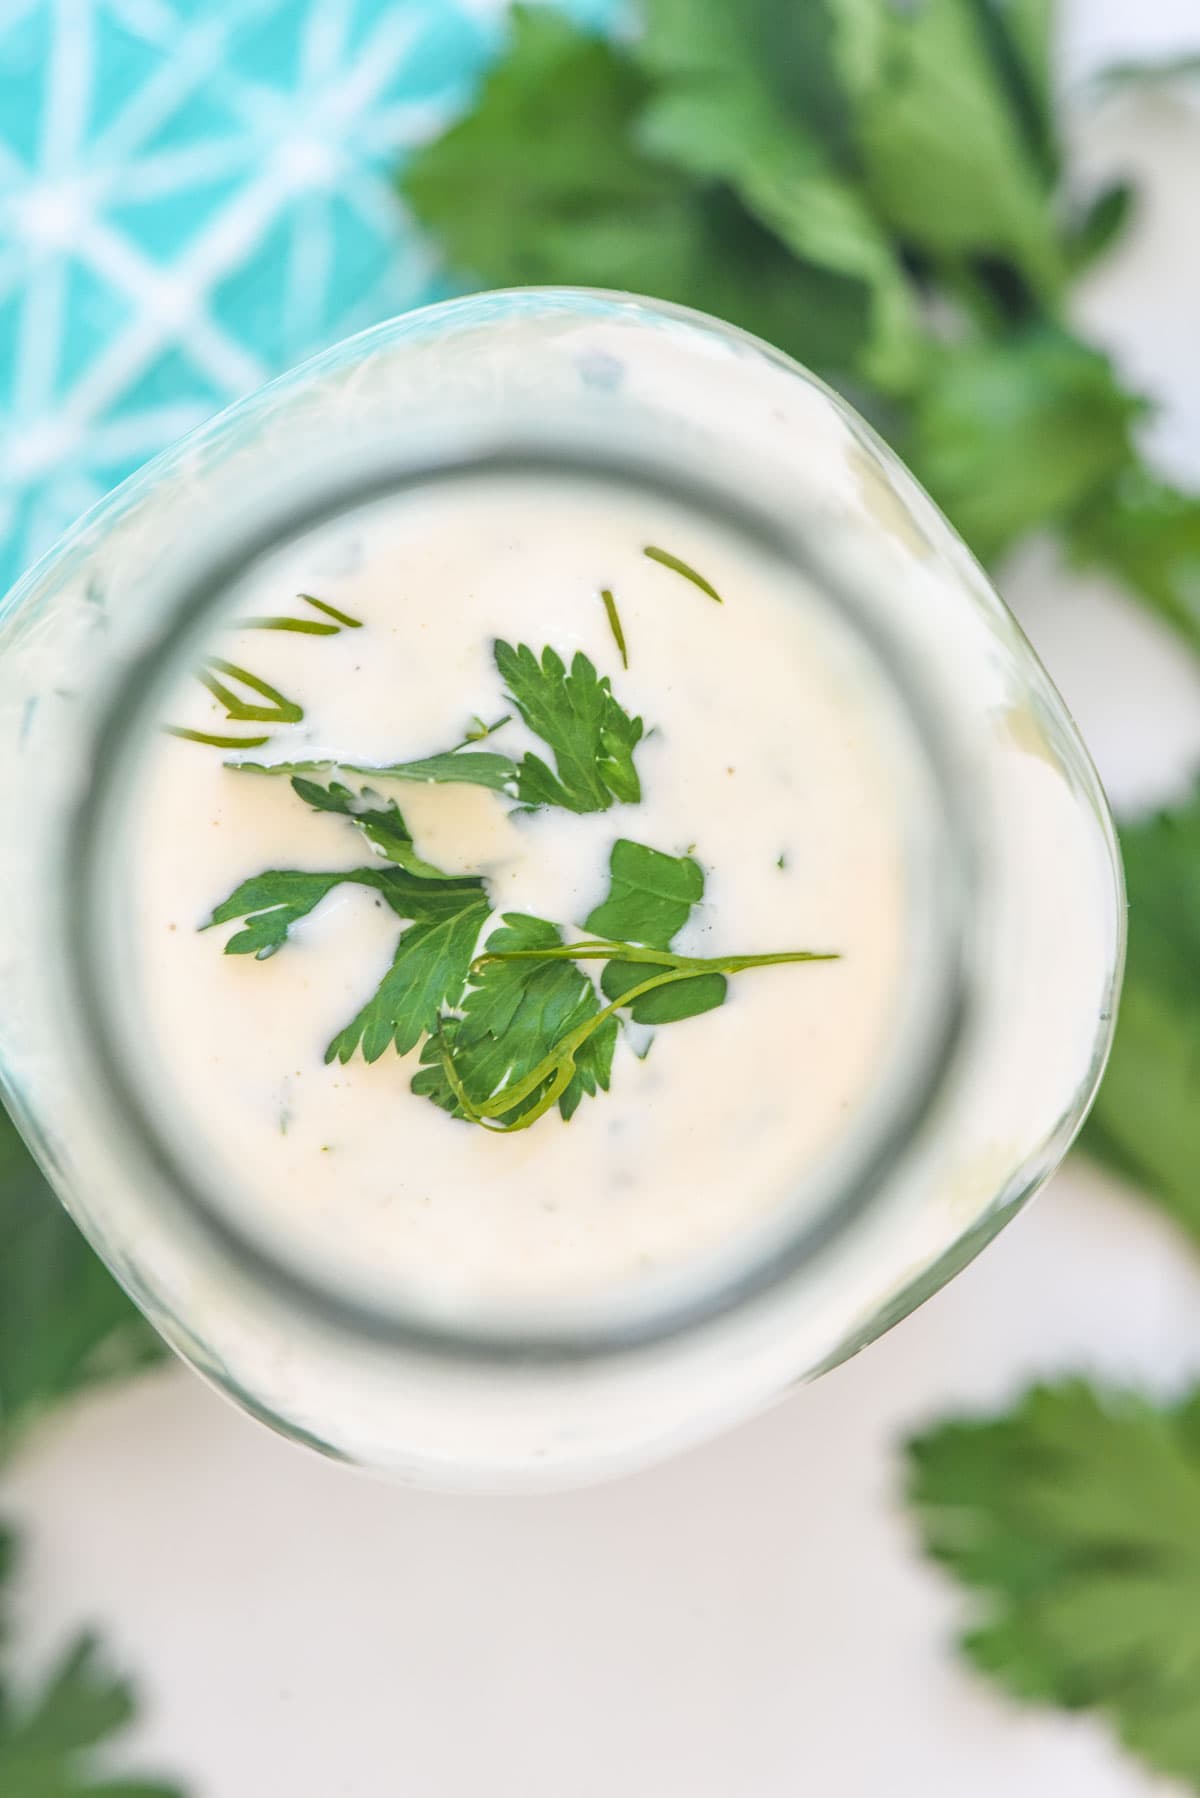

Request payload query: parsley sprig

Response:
[209,692,836,1132]
[412,839,835,1132]
[908,1381,1200,1790]
[211,781,834,1132]
[0,1527,183,1797]
[233,638,645,814]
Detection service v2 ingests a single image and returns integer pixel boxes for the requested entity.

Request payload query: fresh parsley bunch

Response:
[401,0,1200,653]
[908,1381,1200,1788]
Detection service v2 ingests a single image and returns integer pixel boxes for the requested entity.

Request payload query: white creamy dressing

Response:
[121,478,915,1313]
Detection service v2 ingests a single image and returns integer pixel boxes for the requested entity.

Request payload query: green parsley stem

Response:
[447,713,512,753]
[459,966,704,1131]
[470,937,839,976]
[453,947,837,1132]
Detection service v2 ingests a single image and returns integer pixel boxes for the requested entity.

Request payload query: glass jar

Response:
[0,290,1123,1490]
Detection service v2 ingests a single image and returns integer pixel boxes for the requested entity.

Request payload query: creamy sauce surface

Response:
[121,477,913,1310]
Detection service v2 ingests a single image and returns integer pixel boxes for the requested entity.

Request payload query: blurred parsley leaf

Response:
[401,5,891,380]
[1064,180,1137,276]
[1083,787,1200,1245]
[1069,469,1200,652]
[0,1104,163,1463]
[0,1526,183,1797]
[910,327,1144,564]
[637,0,856,155]
[633,0,923,390]
[907,1380,1200,1789]
[1089,51,1200,100]
[856,0,1064,302]
[964,0,1058,180]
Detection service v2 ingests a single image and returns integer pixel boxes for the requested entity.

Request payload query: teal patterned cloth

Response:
[0,0,602,595]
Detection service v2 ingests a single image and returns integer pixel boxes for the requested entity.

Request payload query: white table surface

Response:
[7,5,1200,1795]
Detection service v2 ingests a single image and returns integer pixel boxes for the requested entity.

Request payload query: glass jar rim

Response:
[67,414,981,1364]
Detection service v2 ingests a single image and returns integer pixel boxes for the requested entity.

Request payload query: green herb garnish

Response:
[231,641,646,815]
[196,657,303,725]
[496,640,644,811]
[240,593,364,634]
[600,587,629,666]
[165,726,272,750]
[209,782,835,1132]
[412,913,619,1128]
[643,545,723,604]
[324,872,493,1065]
[233,748,521,795]
[206,779,491,1061]
[167,592,362,747]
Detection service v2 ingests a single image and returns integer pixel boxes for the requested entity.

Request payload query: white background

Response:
[7,4,1200,1794]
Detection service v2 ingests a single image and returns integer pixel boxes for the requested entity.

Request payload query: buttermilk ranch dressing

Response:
[121,476,913,1312]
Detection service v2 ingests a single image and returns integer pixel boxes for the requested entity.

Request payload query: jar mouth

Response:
[67,421,980,1363]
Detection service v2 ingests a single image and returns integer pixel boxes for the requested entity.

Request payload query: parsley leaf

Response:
[0,1527,183,1797]
[209,858,492,1057]
[232,750,520,797]
[1067,470,1200,655]
[412,914,617,1127]
[207,868,392,959]
[856,0,1065,305]
[409,835,835,1132]
[634,0,922,392]
[907,1379,1200,1789]
[289,778,450,878]
[325,879,492,1064]
[400,6,882,380]
[495,641,644,813]
[233,641,647,817]
[585,839,728,1024]
[584,837,703,942]
[206,780,493,1056]
[910,328,1143,565]
[1082,786,1200,1245]
[0,1104,164,1462]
